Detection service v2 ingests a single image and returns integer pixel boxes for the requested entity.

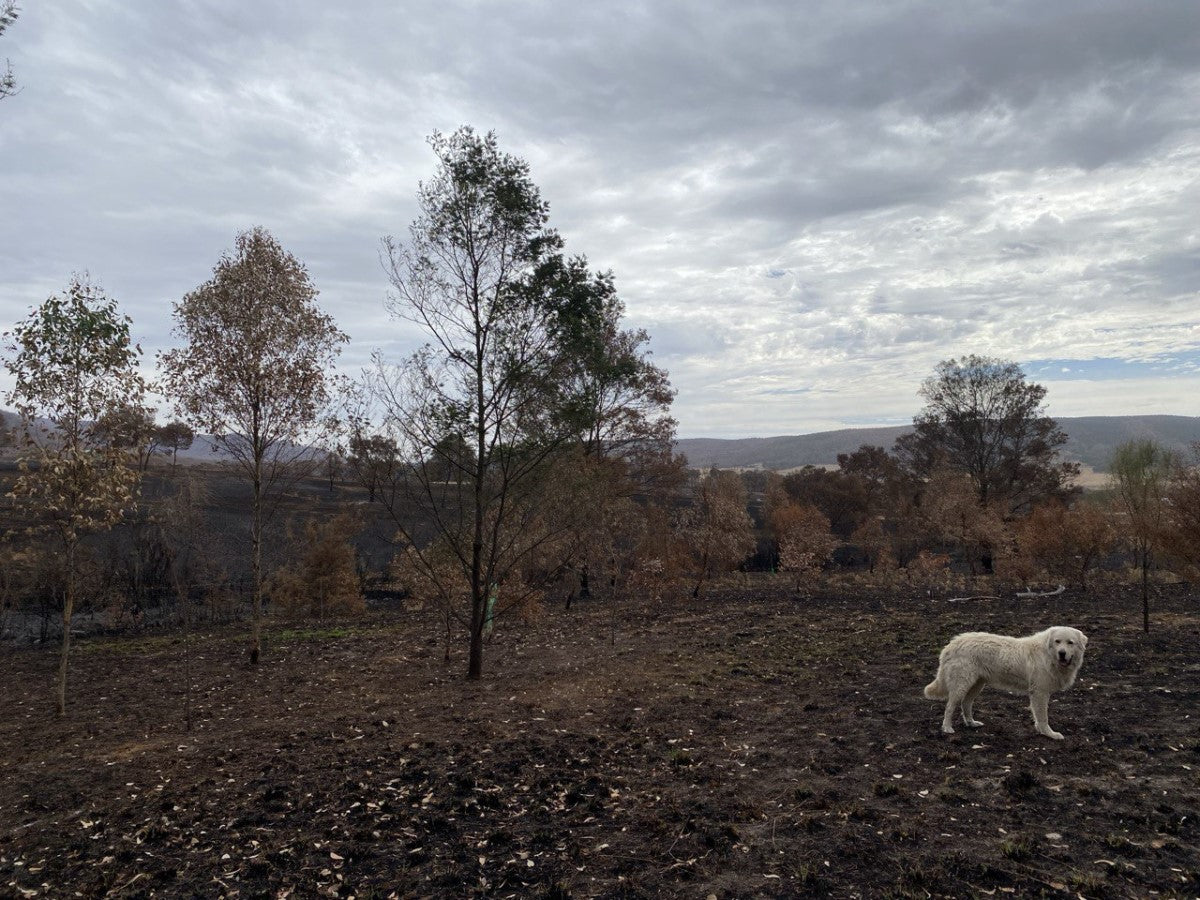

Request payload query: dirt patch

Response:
[1,581,1198,897]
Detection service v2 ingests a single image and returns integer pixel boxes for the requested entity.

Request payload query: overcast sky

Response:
[2,1,1199,438]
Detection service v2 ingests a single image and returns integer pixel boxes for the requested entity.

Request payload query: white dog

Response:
[924,626,1087,740]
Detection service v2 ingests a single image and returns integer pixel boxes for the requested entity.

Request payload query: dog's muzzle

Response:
[1057,652,1074,667]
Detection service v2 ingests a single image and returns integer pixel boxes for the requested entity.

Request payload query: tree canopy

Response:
[533,254,676,465]
[894,355,1077,513]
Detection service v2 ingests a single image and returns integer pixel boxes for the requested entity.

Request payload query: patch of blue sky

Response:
[835,414,912,427]
[1025,350,1200,381]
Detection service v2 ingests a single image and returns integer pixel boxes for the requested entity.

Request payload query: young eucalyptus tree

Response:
[3,277,147,716]
[161,227,347,663]
[366,127,681,677]
[364,128,575,679]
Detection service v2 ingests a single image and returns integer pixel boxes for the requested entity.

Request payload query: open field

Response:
[2,581,1198,898]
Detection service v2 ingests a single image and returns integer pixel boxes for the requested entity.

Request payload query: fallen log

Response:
[1015,584,1065,598]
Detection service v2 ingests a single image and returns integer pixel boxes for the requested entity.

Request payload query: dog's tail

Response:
[923,670,947,700]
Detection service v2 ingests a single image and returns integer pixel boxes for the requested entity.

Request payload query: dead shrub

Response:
[626,506,690,603]
[777,504,838,593]
[269,514,364,619]
[1013,500,1115,590]
[682,470,755,598]
[849,516,892,573]
[921,469,1009,576]
[1163,450,1200,582]
[905,550,952,591]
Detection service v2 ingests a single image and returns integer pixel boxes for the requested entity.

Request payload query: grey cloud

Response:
[3,1,1200,436]
[999,242,1043,259]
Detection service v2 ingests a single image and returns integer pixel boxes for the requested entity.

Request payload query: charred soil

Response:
[1,581,1198,898]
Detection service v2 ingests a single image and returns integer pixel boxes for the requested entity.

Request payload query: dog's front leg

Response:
[1029,692,1063,740]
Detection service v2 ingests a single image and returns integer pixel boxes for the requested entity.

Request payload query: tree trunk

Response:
[467,469,486,678]
[56,537,77,717]
[468,588,484,679]
[170,564,194,731]
[468,452,486,675]
[250,453,263,664]
[468,320,487,680]
[692,549,710,599]
[1141,547,1150,633]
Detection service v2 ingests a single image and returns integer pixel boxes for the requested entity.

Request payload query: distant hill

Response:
[5,410,1197,474]
[675,426,910,471]
[676,415,1200,472]
[0,411,319,465]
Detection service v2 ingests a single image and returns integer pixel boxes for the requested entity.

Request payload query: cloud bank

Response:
[2,1,1198,436]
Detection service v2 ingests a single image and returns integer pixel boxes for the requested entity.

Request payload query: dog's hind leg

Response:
[1029,692,1064,741]
[941,694,960,734]
[960,678,985,727]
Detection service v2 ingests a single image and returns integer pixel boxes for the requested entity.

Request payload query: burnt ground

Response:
[1,580,1198,899]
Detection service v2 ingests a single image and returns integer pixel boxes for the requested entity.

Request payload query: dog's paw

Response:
[942,725,955,734]
[1038,728,1064,741]
[964,718,984,728]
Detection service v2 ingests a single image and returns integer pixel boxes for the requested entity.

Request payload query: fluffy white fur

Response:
[924,626,1088,740]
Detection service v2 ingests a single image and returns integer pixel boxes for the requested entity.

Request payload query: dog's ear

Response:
[1078,631,1088,649]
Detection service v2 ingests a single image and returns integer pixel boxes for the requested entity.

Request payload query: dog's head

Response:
[1046,626,1087,670]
